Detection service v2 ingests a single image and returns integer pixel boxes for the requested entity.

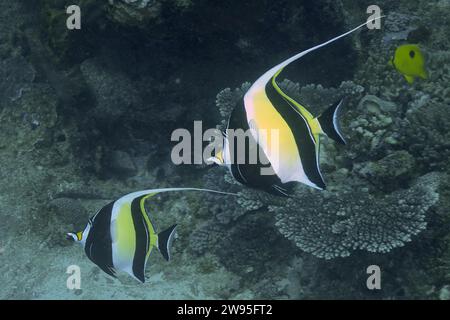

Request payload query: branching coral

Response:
[215,82,251,131]
[353,150,416,190]
[189,169,245,255]
[270,172,441,259]
[398,99,450,172]
[345,94,398,161]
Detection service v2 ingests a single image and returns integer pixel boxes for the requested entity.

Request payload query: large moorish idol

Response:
[67,188,236,283]
[209,19,381,197]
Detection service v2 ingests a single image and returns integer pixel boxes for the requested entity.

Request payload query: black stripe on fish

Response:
[264,78,326,189]
[85,200,116,278]
[226,101,293,197]
[130,195,152,283]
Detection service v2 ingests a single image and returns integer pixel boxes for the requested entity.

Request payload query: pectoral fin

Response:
[404,74,415,84]
[388,58,394,67]
[419,69,428,80]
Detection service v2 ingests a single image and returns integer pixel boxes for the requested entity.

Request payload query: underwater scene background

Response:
[1,0,450,299]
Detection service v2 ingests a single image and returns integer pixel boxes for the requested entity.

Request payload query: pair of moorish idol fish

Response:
[69,18,382,282]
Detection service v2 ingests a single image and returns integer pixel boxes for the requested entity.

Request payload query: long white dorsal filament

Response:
[125,187,239,199]
[277,16,385,72]
[247,16,385,90]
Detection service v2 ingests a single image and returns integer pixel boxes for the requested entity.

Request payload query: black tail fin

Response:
[158,224,177,261]
[317,98,346,145]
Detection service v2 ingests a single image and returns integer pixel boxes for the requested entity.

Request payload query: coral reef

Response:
[202,1,450,294]
[213,65,446,260]
[345,94,399,162]
[189,169,244,255]
[2,0,450,300]
[41,0,106,64]
[271,172,441,259]
[107,0,193,27]
[215,82,251,131]
[354,150,416,190]
[80,57,143,122]
[0,55,36,108]
[107,0,164,27]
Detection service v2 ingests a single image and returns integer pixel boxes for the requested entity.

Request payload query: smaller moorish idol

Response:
[210,18,383,197]
[67,187,236,283]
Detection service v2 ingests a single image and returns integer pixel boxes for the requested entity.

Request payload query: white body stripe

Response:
[111,201,135,279]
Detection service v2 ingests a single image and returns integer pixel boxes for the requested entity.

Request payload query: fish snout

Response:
[66,233,77,241]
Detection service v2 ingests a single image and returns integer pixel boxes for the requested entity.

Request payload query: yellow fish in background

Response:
[390,44,428,84]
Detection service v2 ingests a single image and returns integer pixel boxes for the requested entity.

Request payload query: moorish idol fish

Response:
[67,187,236,283]
[209,19,383,197]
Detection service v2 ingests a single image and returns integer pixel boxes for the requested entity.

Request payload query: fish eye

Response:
[409,50,415,58]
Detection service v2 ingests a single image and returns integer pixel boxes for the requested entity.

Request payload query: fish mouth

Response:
[66,233,75,241]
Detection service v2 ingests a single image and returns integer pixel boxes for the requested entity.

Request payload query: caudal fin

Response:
[317,98,346,145]
[158,224,177,261]
[419,69,428,80]
[404,74,415,84]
